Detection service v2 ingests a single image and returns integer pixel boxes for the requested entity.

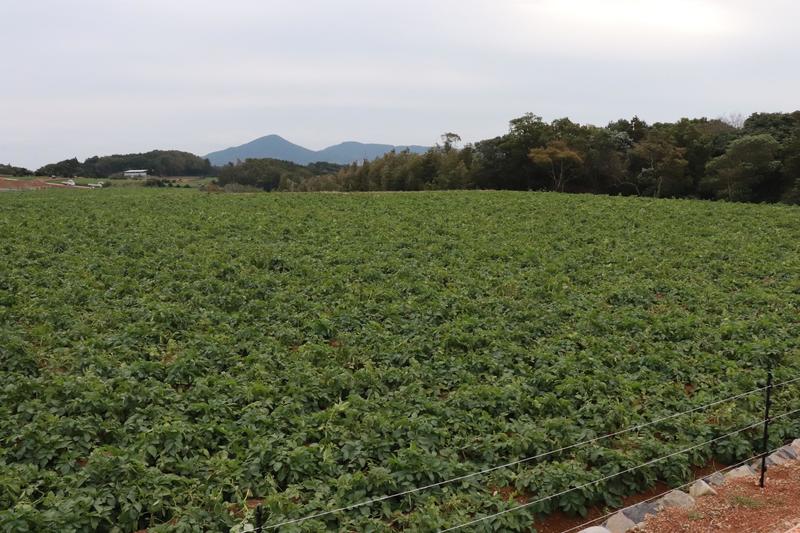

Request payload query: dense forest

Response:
[282,111,800,204]
[215,159,342,191]
[34,150,212,178]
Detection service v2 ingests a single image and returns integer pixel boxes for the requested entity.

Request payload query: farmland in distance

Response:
[1,189,799,531]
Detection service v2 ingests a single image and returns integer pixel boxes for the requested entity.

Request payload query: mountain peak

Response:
[205,136,429,166]
[256,134,289,141]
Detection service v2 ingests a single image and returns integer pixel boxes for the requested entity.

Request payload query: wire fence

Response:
[441,406,800,532]
[558,442,790,533]
[241,372,800,533]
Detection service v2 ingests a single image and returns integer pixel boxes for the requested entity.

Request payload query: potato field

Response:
[1,189,799,532]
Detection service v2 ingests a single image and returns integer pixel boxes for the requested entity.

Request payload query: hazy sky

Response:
[2,0,798,169]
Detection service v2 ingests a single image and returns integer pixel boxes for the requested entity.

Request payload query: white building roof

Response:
[124,169,149,173]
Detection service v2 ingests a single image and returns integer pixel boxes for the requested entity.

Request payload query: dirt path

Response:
[0,177,67,190]
[637,461,800,533]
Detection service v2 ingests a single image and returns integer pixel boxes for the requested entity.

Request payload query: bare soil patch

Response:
[0,177,67,190]
[637,461,800,533]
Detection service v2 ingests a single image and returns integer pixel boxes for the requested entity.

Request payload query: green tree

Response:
[469,114,552,190]
[627,133,690,197]
[217,158,341,191]
[0,163,33,176]
[609,116,649,142]
[582,128,628,193]
[702,134,782,201]
[742,111,800,143]
[440,132,462,152]
[780,137,800,204]
[667,118,735,184]
[35,158,82,177]
[528,140,584,191]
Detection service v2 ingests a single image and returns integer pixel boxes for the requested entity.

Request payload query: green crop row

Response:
[1,189,799,531]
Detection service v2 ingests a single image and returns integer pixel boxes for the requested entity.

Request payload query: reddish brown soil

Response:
[226,498,264,519]
[0,177,61,190]
[0,177,97,190]
[0,177,77,190]
[638,461,800,533]
[533,482,670,533]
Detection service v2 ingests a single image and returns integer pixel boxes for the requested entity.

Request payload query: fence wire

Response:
[440,406,800,532]
[558,443,790,533]
[239,376,800,532]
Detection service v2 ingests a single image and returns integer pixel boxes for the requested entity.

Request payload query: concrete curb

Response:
[576,439,800,533]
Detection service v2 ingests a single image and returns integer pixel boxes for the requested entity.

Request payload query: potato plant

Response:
[1,189,799,531]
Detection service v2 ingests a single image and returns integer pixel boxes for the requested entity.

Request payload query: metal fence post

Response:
[759,365,773,488]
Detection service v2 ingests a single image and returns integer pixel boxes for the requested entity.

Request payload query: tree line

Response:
[6,111,800,204]
[215,159,342,191]
[284,111,800,204]
[32,150,213,179]
[0,163,32,177]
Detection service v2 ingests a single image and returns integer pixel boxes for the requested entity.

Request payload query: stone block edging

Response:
[576,439,800,533]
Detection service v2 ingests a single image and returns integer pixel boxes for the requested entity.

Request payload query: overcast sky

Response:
[2,0,798,169]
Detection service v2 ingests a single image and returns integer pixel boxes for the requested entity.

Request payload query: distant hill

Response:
[315,141,430,164]
[35,150,212,178]
[205,135,429,166]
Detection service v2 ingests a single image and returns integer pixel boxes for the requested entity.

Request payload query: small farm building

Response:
[123,169,148,178]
